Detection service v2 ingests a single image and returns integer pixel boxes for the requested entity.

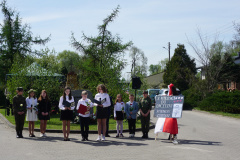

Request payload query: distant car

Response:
[158,88,181,96]
[147,89,161,105]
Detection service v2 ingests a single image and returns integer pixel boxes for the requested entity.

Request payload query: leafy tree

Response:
[57,50,82,74]
[6,55,62,103]
[71,5,132,97]
[149,64,161,75]
[0,0,50,82]
[163,44,197,91]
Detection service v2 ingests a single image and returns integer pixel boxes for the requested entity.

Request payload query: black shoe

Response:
[142,133,146,138]
[85,137,89,141]
[106,134,111,137]
[64,138,67,141]
[145,133,149,139]
[32,134,36,137]
[67,138,70,141]
[116,134,119,137]
[120,133,124,137]
[81,137,85,141]
[16,134,20,138]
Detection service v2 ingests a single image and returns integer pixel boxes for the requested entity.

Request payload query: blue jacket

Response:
[125,101,139,119]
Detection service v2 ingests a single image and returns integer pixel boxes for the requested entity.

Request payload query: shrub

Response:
[198,90,240,113]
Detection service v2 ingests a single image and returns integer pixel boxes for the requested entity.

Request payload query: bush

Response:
[198,90,240,113]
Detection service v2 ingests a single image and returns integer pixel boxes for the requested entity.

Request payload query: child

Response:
[114,94,125,138]
[76,91,94,141]
[58,87,75,141]
[94,84,111,141]
[139,90,152,139]
[26,89,38,137]
[38,90,51,137]
[13,87,26,138]
[125,94,139,138]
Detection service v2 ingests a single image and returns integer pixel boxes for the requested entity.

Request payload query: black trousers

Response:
[106,116,110,135]
[128,119,136,134]
[14,114,25,133]
[80,116,90,138]
[141,117,150,133]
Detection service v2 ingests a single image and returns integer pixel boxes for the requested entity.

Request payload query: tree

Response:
[129,46,148,77]
[70,5,132,97]
[0,0,50,82]
[149,64,161,75]
[163,44,197,91]
[57,50,82,74]
[159,58,169,71]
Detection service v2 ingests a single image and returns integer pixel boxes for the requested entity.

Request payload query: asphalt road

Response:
[0,110,239,160]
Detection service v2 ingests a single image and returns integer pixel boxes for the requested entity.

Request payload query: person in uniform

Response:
[58,87,75,141]
[13,87,26,138]
[26,89,38,137]
[105,89,113,137]
[139,90,152,139]
[38,90,51,137]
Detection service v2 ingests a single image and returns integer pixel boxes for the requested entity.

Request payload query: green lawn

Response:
[0,109,141,131]
[194,107,240,119]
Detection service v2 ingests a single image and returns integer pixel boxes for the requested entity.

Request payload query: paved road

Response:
[0,110,239,160]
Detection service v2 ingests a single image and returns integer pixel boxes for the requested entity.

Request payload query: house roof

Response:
[144,72,164,86]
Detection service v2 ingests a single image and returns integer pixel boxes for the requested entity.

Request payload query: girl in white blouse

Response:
[58,87,75,141]
[94,84,111,141]
[114,94,125,137]
[26,89,38,137]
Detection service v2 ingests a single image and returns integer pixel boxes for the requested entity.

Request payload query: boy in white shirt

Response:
[76,91,94,141]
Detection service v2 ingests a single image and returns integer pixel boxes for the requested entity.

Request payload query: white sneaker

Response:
[132,134,135,138]
[40,133,43,137]
[96,136,101,141]
[129,134,132,138]
[102,136,105,141]
[173,140,178,144]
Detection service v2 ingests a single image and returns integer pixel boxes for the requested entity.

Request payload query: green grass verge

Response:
[194,107,240,119]
[0,108,141,130]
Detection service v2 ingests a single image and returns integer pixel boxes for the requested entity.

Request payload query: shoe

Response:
[132,134,135,138]
[40,133,43,137]
[106,134,111,137]
[116,134,119,138]
[16,134,20,138]
[67,138,70,141]
[32,134,36,137]
[173,140,178,144]
[81,137,85,141]
[85,137,89,141]
[145,133,148,139]
[120,133,124,137]
[102,136,105,141]
[96,136,101,141]
[43,133,47,137]
[129,134,132,138]
[29,134,32,137]
[64,138,67,141]
[142,133,146,138]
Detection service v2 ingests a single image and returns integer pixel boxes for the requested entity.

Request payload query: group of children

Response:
[13,84,176,143]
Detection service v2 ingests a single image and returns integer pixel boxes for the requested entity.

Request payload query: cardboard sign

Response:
[154,95,184,118]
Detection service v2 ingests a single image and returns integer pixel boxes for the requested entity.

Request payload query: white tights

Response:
[116,120,123,134]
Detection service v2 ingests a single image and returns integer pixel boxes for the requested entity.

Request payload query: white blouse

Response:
[76,98,94,117]
[26,97,38,110]
[94,93,111,108]
[114,102,125,118]
[58,96,75,110]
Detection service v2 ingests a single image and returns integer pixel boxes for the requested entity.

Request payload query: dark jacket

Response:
[13,95,26,114]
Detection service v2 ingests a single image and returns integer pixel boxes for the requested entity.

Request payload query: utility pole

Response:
[168,42,171,62]
[163,42,171,61]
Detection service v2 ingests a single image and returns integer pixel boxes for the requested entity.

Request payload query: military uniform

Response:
[139,96,152,138]
[13,94,26,138]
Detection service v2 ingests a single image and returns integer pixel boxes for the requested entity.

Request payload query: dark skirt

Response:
[60,110,73,121]
[38,112,50,120]
[96,106,108,119]
[116,111,124,120]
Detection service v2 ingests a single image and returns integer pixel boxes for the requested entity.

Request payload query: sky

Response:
[1,0,240,80]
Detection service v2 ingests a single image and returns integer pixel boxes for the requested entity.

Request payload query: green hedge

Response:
[198,91,240,113]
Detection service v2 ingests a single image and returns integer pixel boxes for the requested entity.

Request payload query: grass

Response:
[194,107,240,119]
[0,108,142,131]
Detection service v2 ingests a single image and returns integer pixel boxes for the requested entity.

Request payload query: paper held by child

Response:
[94,98,106,105]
